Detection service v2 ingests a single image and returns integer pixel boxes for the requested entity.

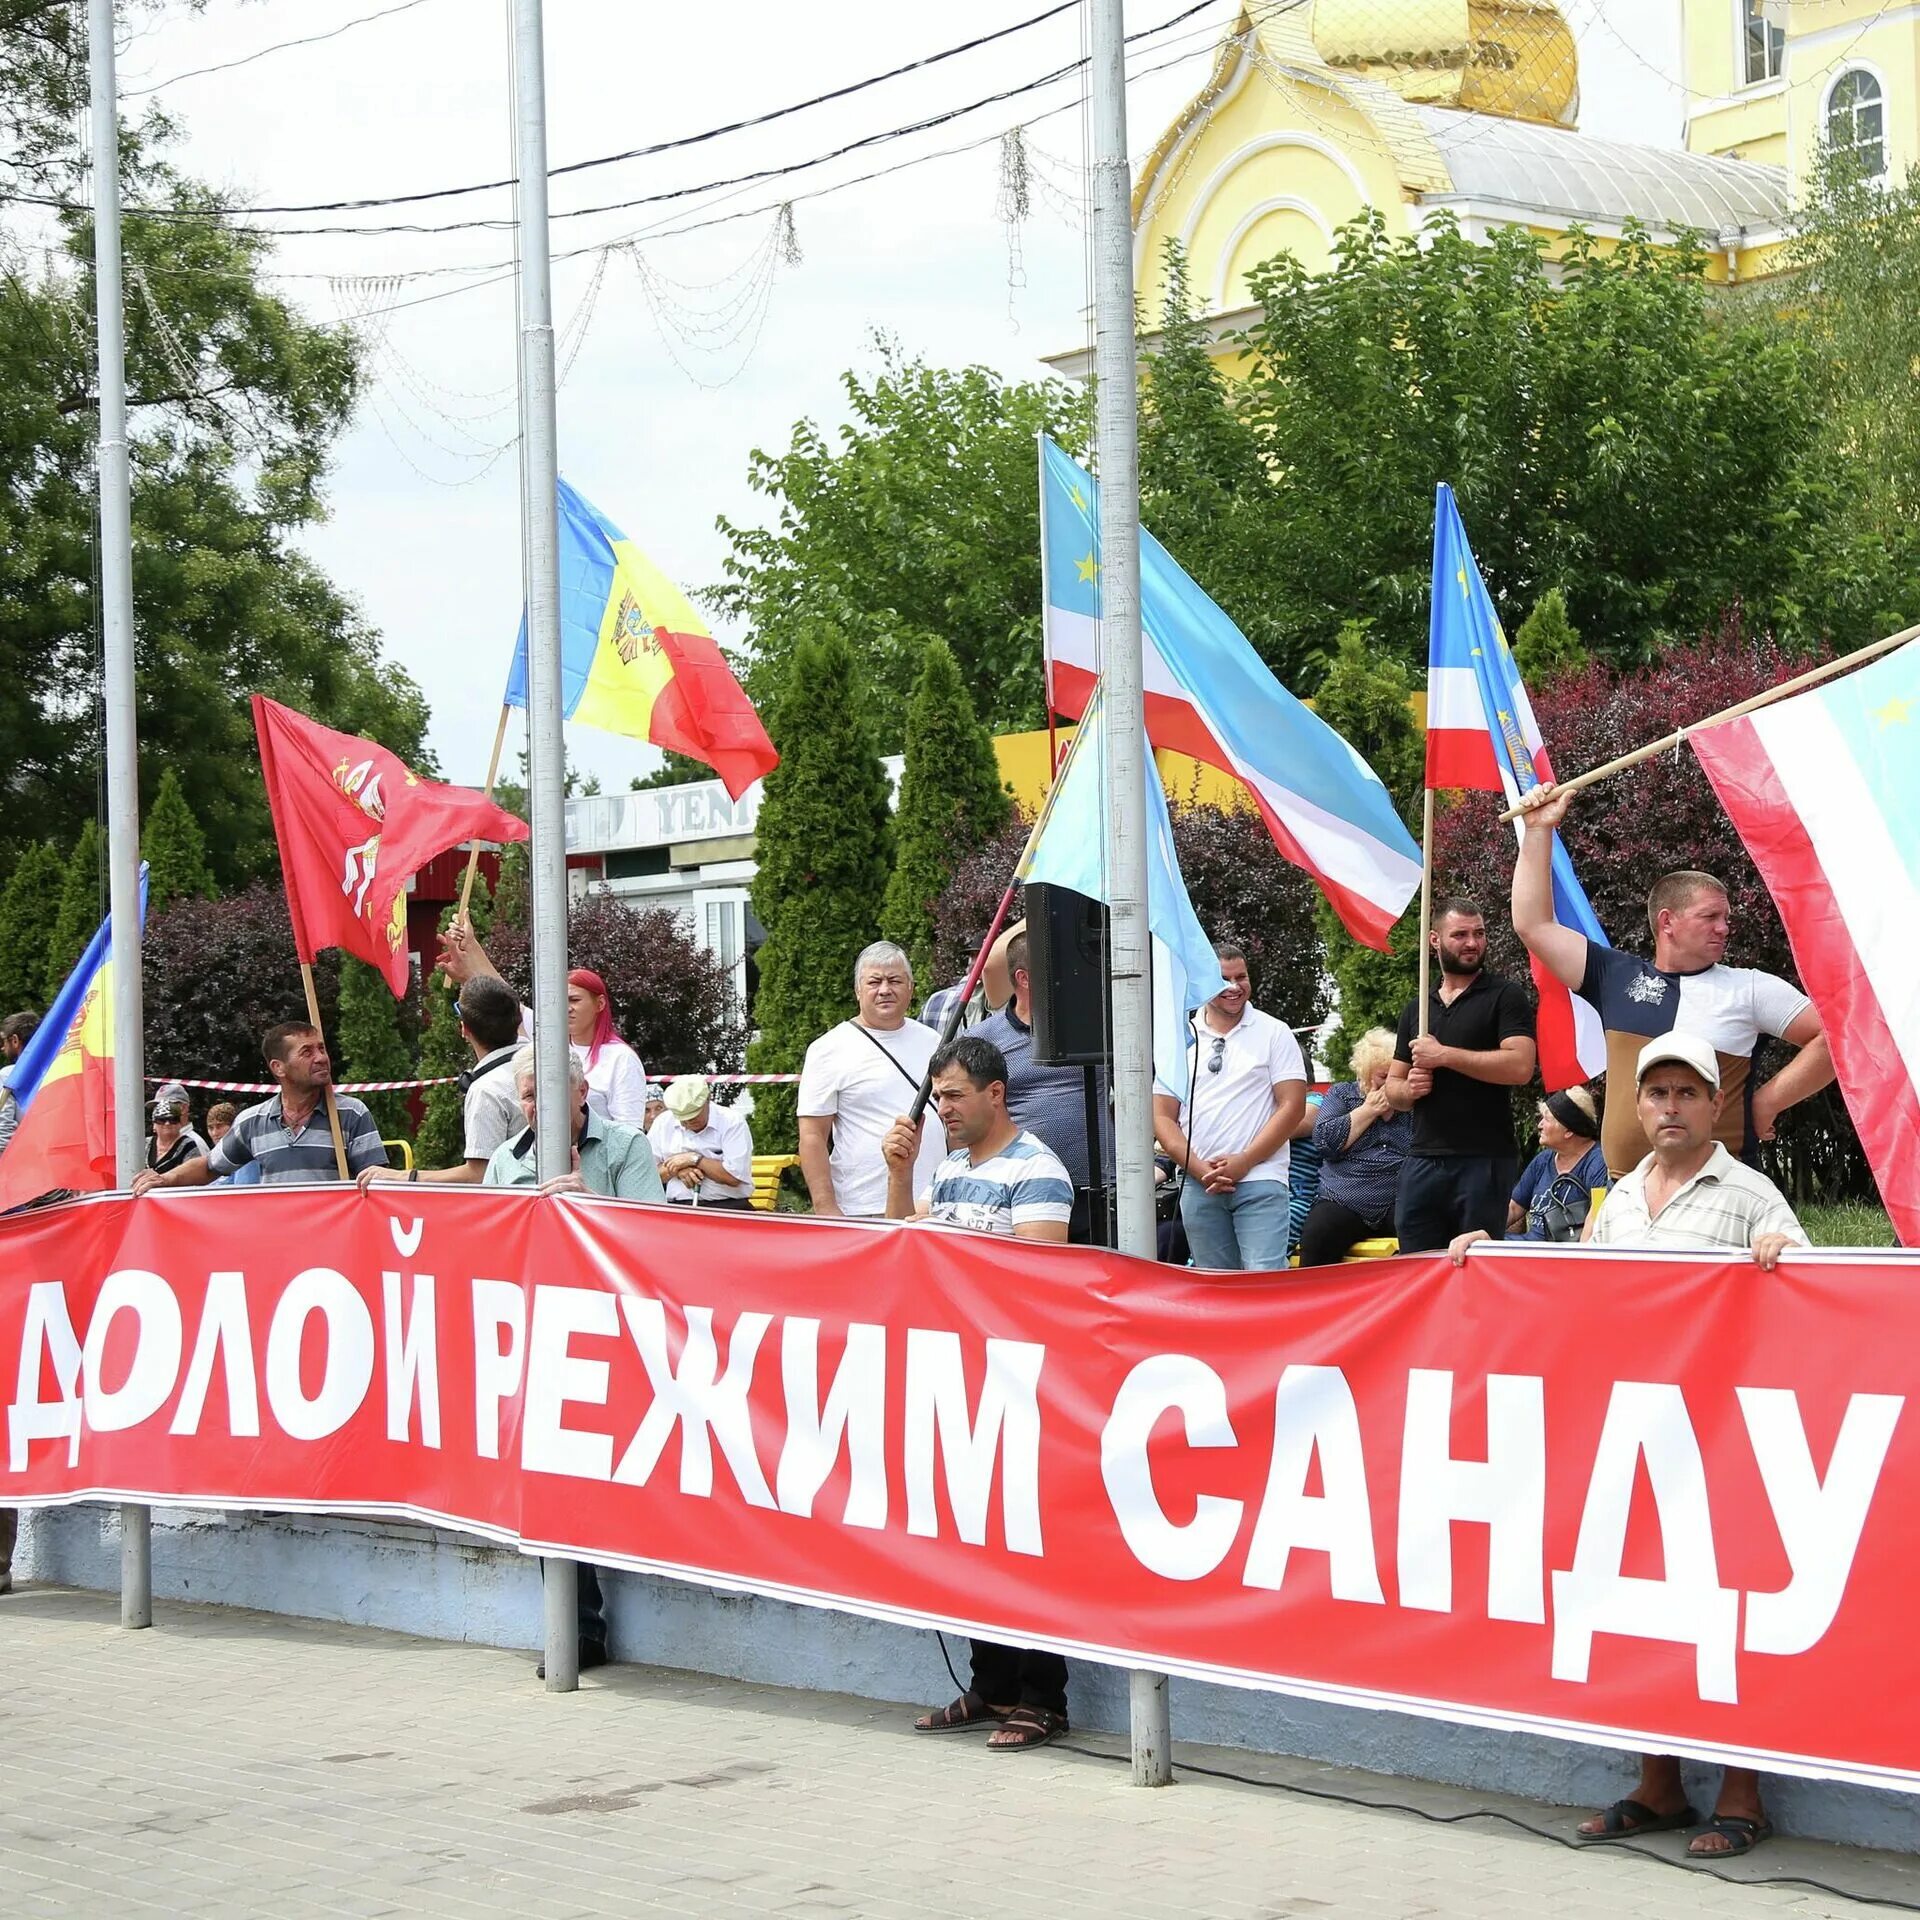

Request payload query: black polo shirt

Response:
[1394,970,1535,1159]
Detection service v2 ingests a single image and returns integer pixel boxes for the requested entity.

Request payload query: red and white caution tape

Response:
[149,1076,460,1095]
[645,1073,801,1085]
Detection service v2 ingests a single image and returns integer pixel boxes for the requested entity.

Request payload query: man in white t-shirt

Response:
[1511,783,1832,1176]
[1152,941,1308,1271]
[797,941,943,1218]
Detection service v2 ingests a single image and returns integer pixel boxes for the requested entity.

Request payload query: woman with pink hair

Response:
[566,967,649,1127]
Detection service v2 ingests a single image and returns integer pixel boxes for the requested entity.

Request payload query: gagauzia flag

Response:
[1692,640,1920,1246]
[1040,439,1420,950]
[252,697,530,996]
[1425,485,1607,1092]
[504,478,778,801]
[0,871,145,1212]
[1020,683,1229,1094]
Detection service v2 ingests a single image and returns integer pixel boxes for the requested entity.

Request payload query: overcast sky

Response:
[118,0,1683,789]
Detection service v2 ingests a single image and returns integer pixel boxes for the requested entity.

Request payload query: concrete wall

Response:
[17,1502,1915,1853]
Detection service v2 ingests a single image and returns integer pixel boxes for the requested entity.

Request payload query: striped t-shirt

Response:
[925,1130,1074,1238]
[207,1092,387,1185]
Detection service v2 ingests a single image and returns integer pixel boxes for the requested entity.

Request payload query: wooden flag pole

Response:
[1497,622,1920,824]
[456,702,513,927]
[1416,787,1435,1042]
[299,960,351,1180]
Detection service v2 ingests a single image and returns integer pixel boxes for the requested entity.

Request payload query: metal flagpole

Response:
[1087,0,1170,1786]
[509,0,578,1693]
[89,0,151,1632]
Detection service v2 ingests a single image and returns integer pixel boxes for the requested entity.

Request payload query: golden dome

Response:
[1308,0,1579,127]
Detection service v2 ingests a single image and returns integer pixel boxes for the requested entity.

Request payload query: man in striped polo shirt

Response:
[883,1033,1074,1753]
[132,1022,387,1193]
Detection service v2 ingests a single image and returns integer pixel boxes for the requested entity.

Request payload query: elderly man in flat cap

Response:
[648,1073,755,1211]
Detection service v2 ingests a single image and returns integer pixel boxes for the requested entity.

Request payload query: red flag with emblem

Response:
[252,696,529,996]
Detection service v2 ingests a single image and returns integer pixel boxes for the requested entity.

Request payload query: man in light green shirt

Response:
[484,1045,663,1203]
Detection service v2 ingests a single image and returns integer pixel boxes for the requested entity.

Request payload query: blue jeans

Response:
[1179,1178,1292,1272]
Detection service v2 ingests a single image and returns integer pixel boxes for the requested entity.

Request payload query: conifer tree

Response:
[337,957,417,1145]
[880,640,1010,984]
[1511,588,1587,687]
[747,630,895,1151]
[0,842,66,1014]
[414,872,495,1170]
[140,766,216,912]
[44,821,103,1002]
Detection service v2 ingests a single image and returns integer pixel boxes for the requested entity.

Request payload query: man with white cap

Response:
[648,1074,754,1210]
[1450,1029,1806,1858]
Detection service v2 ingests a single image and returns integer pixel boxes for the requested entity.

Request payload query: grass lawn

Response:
[1800,1200,1898,1248]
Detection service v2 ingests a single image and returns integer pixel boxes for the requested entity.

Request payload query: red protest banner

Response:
[252,696,529,995]
[3,1189,1912,1792]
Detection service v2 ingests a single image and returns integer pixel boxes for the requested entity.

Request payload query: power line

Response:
[120,0,442,98]
[96,0,1103,214]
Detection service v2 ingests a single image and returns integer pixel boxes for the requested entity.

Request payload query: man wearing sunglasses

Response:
[1152,942,1307,1270]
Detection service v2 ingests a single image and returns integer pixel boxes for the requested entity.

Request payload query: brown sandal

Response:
[986,1705,1068,1752]
[914,1691,1011,1733]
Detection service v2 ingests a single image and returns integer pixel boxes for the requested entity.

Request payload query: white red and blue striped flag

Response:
[1425,484,1607,1092]
[1041,439,1420,950]
[1693,641,1920,1247]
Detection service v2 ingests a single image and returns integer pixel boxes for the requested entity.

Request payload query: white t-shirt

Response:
[462,1046,525,1163]
[648,1103,754,1202]
[797,1018,943,1217]
[512,999,650,1127]
[1176,1004,1308,1186]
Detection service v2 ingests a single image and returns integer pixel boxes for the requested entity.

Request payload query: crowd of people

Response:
[0,782,1840,1836]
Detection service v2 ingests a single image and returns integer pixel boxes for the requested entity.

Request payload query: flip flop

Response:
[1577,1798,1700,1843]
[1689,1815,1773,1858]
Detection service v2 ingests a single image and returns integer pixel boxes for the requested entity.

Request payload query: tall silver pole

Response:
[89,0,151,1633]
[1088,0,1169,1785]
[509,0,578,1693]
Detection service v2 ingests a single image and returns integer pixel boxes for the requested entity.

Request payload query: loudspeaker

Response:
[1025,882,1112,1066]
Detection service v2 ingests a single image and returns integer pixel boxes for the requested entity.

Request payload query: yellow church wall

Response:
[1689,90,1791,165]
[1782,13,1919,190]
[1683,0,1747,111]
[1135,57,1420,325]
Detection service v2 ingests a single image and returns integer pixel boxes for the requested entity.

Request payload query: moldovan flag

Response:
[1040,439,1420,950]
[1425,484,1607,1092]
[1691,640,1920,1247]
[252,697,530,996]
[0,875,143,1210]
[503,478,777,800]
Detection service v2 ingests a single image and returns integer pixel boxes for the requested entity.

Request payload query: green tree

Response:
[43,820,103,1001]
[712,339,1090,744]
[1309,628,1423,1074]
[414,873,494,1171]
[880,640,1009,982]
[140,764,215,911]
[1237,213,1822,684]
[1786,155,1920,646]
[337,958,418,1146]
[1511,588,1586,687]
[0,841,65,1013]
[746,631,894,1148]
[0,13,431,885]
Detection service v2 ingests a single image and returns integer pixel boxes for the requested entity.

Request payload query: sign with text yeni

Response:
[3,1192,1911,1790]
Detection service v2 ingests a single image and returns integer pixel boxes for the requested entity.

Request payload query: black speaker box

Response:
[1025,882,1112,1067]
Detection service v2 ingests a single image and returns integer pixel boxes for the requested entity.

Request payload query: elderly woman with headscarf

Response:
[565,967,649,1127]
[1507,1084,1609,1241]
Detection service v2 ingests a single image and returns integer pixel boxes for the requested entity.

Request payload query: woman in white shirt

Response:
[567,967,649,1126]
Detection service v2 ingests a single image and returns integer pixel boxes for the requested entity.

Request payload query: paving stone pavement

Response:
[3,1585,1916,1918]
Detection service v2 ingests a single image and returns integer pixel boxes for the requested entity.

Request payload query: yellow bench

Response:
[383,1138,415,1172]
[752,1153,800,1211]
[1341,1237,1398,1261]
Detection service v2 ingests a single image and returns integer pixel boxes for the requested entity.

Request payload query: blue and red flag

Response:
[1425,484,1606,1091]
[1041,438,1420,950]
[0,869,146,1211]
